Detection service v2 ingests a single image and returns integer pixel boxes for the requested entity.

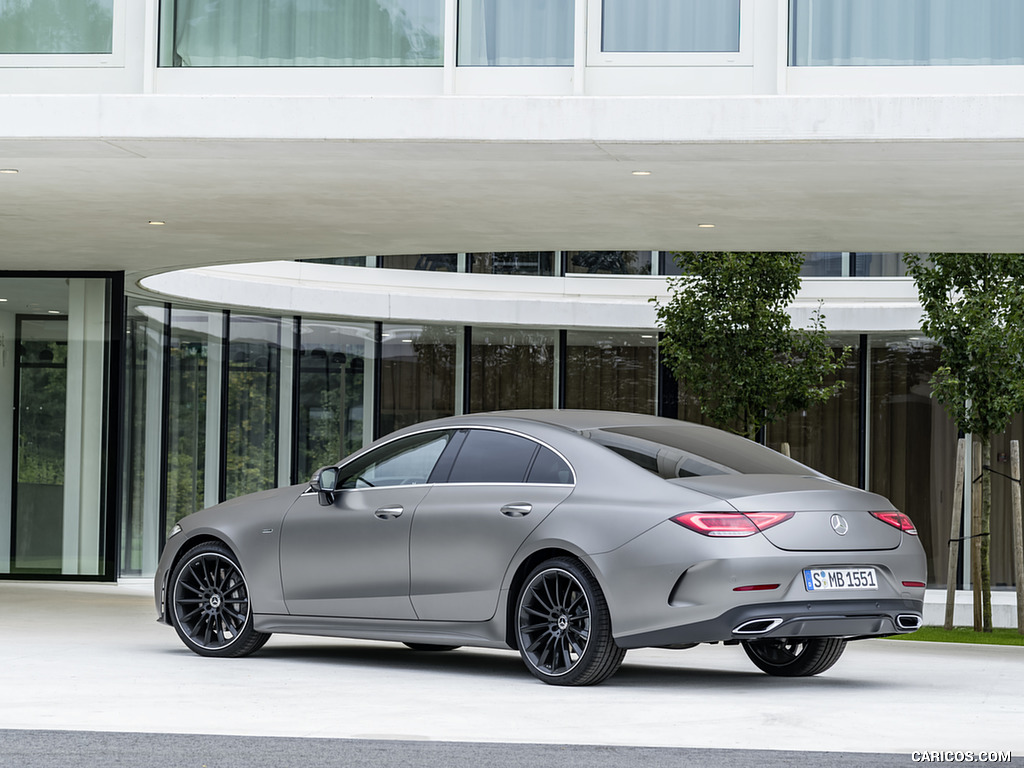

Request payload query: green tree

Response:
[904,253,1024,632]
[652,251,849,441]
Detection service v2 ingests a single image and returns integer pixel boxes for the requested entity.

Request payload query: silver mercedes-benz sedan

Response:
[154,410,926,686]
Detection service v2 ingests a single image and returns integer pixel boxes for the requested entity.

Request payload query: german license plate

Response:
[803,567,878,591]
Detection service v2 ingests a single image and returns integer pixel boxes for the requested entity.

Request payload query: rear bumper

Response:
[615,597,924,649]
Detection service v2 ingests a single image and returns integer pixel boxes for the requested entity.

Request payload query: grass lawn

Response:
[886,626,1024,647]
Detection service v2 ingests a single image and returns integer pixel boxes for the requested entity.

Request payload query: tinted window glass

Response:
[526,447,573,484]
[583,425,816,478]
[447,430,539,483]
[337,431,451,489]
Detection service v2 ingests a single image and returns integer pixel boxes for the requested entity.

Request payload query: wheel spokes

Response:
[174,553,251,650]
[518,568,592,677]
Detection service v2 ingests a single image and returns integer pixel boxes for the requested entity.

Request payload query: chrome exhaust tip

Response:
[733,618,784,635]
[896,614,922,631]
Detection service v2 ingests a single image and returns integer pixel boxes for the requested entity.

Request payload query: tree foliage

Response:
[653,251,849,440]
[904,254,1024,438]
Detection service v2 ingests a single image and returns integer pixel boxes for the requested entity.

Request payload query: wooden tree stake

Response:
[1011,440,1024,636]
[944,438,966,630]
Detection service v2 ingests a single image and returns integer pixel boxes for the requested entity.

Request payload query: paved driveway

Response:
[1,582,1021,757]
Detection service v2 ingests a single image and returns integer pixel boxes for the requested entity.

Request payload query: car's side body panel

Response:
[409,482,573,621]
[279,484,433,619]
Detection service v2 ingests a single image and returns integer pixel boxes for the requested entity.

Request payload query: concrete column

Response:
[61,279,107,575]
[141,312,165,576]
[0,308,15,572]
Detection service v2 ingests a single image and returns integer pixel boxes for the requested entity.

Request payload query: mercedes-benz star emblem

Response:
[830,514,849,536]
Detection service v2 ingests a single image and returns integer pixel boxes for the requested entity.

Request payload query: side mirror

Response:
[310,466,339,506]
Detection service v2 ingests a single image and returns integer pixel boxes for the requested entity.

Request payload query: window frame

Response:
[0,0,125,68]
[586,0,753,67]
[335,428,454,490]
[436,427,577,486]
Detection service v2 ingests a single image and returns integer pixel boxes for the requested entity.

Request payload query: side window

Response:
[447,430,539,484]
[337,431,451,489]
[526,447,573,485]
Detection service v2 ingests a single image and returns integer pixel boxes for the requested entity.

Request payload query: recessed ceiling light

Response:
[631,170,652,176]
[48,310,61,314]
[402,338,414,343]
[0,168,18,174]
[0,298,8,302]
[698,223,716,228]
[641,334,654,339]
[148,220,166,226]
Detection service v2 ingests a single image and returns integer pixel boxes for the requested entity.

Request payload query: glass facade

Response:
[165,308,220,535]
[295,320,372,482]
[379,323,456,435]
[565,331,657,414]
[4,268,1017,592]
[159,0,444,67]
[566,250,652,275]
[223,315,281,500]
[0,0,114,54]
[121,301,164,578]
[766,337,861,488]
[380,253,457,271]
[602,0,740,53]
[469,327,555,412]
[1,274,119,578]
[869,336,959,589]
[791,0,1024,66]
[459,0,574,66]
[469,252,556,276]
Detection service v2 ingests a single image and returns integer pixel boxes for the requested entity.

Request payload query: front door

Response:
[278,429,454,618]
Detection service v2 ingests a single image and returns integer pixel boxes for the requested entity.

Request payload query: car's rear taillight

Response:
[870,511,918,535]
[671,511,794,537]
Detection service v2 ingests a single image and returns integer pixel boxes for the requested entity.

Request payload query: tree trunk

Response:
[981,437,993,633]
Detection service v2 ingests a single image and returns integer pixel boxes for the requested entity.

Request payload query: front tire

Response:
[515,557,625,686]
[742,637,846,677]
[169,541,270,658]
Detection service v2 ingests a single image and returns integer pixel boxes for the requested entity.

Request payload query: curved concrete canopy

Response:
[141,262,925,332]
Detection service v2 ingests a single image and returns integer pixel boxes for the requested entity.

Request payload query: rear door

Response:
[409,428,575,621]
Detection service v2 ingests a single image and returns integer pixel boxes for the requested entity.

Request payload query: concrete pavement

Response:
[1,581,1021,758]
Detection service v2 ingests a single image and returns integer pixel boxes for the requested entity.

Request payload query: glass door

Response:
[1,275,117,578]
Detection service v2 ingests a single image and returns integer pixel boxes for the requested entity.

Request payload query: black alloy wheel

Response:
[515,556,625,686]
[169,541,270,658]
[742,637,847,677]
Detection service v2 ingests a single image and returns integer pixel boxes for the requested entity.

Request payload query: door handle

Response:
[500,503,532,518]
[374,505,404,520]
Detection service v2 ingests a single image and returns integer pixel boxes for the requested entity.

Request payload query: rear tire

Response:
[742,637,846,677]
[515,556,625,686]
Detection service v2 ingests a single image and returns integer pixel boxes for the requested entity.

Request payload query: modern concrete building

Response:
[1,0,1023,598]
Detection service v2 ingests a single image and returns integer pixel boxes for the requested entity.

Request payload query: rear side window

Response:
[447,429,539,483]
[582,424,815,479]
[527,446,573,484]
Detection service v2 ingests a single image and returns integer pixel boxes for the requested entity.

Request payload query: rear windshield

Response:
[581,425,816,479]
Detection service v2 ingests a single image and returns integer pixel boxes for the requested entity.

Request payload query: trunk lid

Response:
[669,474,902,551]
